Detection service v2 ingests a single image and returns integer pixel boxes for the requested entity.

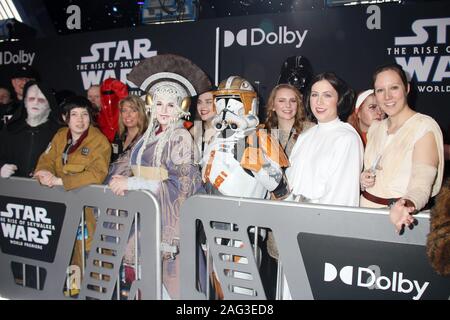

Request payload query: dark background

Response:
[0,1,448,134]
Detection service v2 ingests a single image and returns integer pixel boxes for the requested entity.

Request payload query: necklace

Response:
[277,126,294,153]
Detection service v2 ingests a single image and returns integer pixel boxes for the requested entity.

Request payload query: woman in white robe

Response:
[286,72,364,206]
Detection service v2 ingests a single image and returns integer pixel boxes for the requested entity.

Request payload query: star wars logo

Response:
[0,203,55,250]
[77,38,157,90]
[387,17,450,93]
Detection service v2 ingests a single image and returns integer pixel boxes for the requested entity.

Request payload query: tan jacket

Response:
[35,126,111,190]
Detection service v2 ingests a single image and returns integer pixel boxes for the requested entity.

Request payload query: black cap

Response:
[11,65,38,80]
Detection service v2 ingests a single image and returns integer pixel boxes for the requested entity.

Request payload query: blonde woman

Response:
[262,83,313,157]
[108,54,209,299]
[105,95,149,182]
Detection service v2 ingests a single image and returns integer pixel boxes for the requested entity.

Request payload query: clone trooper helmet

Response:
[212,76,259,134]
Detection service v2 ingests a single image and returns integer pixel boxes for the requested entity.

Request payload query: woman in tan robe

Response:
[360,63,444,233]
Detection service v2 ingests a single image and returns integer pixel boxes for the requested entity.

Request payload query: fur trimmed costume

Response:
[427,178,450,276]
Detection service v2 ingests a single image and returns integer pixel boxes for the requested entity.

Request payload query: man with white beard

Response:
[0,81,60,178]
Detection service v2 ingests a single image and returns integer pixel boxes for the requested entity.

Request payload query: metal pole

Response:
[275,261,283,300]
[36,266,39,290]
[253,226,259,264]
[134,212,139,300]
[215,27,220,86]
[98,208,104,295]
[116,209,120,300]
[205,242,211,299]
[22,263,25,287]
[155,204,162,300]
[252,226,260,297]
[81,209,85,277]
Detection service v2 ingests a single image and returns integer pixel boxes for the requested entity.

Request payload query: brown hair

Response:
[264,83,307,138]
[347,110,364,144]
[347,90,374,144]
[372,62,409,89]
[118,95,148,138]
[304,72,355,122]
[427,178,450,276]
[347,109,360,130]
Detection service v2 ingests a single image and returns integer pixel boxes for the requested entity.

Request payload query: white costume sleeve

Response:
[1,164,17,178]
[127,176,160,194]
[321,133,363,206]
[253,152,283,192]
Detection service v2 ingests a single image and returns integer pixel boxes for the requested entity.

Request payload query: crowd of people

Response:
[0,57,448,299]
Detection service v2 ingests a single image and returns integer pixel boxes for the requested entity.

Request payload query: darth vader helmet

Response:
[277,56,313,95]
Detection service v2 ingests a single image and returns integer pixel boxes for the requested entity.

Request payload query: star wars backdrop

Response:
[0,2,448,131]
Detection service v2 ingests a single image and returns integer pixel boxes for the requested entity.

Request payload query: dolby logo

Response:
[323,262,430,300]
[0,50,35,66]
[223,26,308,48]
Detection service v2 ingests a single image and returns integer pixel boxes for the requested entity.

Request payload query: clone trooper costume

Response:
[200,76,289,297]
[202,76,289,199]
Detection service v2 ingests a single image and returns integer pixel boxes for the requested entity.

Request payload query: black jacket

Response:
[0,100,22,130]
[0,81,61,177]
[0,119,60,177]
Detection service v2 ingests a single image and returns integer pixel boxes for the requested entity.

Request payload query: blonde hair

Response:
[264,83,307,138]
[118,95,149,138]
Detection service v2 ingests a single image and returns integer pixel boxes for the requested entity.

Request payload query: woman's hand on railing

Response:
[389,198,416,234]
[34,170,56,187]
[109,175,128,196]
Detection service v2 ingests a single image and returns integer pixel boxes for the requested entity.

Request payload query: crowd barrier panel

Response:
[179,195,450,300]
[0,177,161,300]
[1,178,449,300]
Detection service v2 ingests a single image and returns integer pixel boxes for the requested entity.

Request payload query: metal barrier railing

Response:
[1,178,449,300]
[180,195,450,300]
[0,177,161,300]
